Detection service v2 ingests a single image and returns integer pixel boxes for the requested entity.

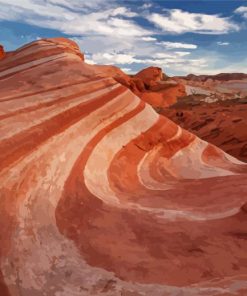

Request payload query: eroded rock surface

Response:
[0,38,247,296]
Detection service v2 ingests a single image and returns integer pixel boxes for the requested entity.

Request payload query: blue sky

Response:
[0,0,247,75]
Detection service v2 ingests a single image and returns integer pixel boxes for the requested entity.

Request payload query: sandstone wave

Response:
[0,38,247,296]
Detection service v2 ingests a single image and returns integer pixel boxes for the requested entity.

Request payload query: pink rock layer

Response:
[0,38,247,296]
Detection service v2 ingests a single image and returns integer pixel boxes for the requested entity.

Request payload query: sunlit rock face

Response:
[0,38,247,296]
[135,66,163,87]
[133,66,186,107]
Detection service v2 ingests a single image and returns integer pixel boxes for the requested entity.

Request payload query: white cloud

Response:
[154,53,176,59]
[175,51,191,56]
[0,0,149,38]
[94,52,138,64]
[141,36,157,42]
[159,41,197,49]
[235,6,247,18]
[110,7,137,18]
[154,52,190,59]
[217,42,230,46]
[149,9,239,34]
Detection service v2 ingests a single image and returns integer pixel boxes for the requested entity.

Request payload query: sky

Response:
[0,0,247,76]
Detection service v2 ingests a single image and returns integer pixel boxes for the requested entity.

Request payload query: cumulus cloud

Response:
[235,6,247,18]
[175,51,191,56]
[159,41,197,49]
[154,52,190,59]
[141,36,157,42]
[110,7,137,18]
[149,9,239,34]
[92,52,138,65]
[0,0,149,38]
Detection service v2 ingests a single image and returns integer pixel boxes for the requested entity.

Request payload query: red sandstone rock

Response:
[0,38,247,296]
[132,67,186,107]
[164,72,247,161]
[161,98,247,161]
[135,66,163,87]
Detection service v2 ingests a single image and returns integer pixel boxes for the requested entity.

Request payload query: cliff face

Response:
[0,38,247,296]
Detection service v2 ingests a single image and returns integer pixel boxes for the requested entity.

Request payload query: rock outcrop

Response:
[132,66,186,107]
[84,64,186,108]
[0,38,247,296]
[134,66,163,87]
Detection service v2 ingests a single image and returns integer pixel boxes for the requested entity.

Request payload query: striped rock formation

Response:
[0,38,247,296]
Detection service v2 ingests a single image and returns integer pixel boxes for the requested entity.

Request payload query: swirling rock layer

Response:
[0,38,247,296]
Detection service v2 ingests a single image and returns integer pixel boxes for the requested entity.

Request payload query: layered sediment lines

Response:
[0,38,247,296]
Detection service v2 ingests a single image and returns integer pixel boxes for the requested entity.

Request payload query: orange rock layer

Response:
[0,38,247,296]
